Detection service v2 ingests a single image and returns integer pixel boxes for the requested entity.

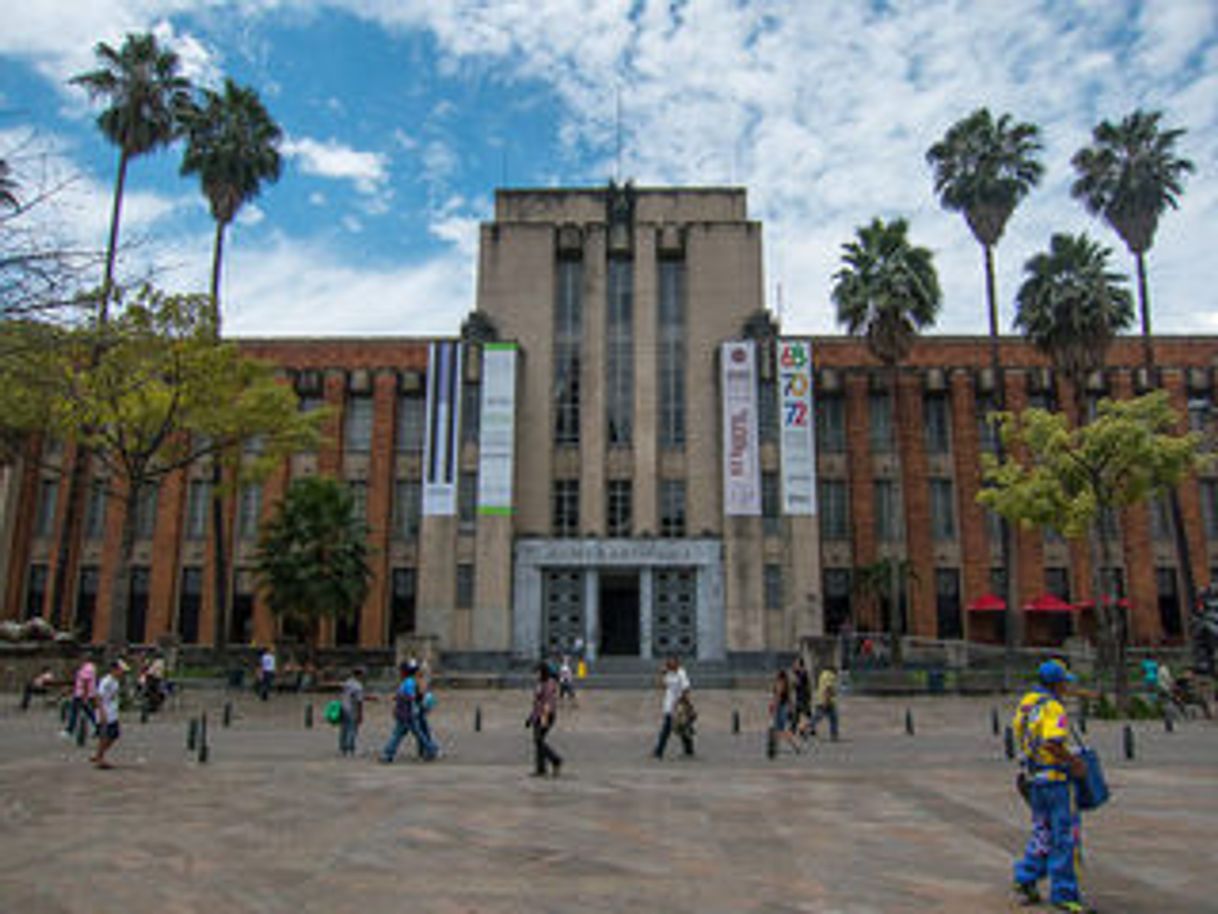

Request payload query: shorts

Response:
[773,704,791,732]
[102,721,120,741]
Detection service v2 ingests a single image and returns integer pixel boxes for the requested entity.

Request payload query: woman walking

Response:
[528,662,563,777]
[769,669,802,756]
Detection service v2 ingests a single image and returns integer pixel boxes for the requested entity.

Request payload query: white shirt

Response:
[98,674,120,723]
[261,652,276,674]
[662,667,690,715]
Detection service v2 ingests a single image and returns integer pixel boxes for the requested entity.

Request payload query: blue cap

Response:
[1038,659,1076,685]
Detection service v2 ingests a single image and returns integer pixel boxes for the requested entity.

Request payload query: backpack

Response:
[324,700,343,726]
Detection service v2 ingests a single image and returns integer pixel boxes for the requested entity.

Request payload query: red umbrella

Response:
[966,592,1007,612]
[1073,597,1131,610]
[1023,593,1076,613]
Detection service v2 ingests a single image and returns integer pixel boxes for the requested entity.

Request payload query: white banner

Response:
[423,341,462,516]
[721,341,761,516]
[477,343,517,515]
[777,339,817,515]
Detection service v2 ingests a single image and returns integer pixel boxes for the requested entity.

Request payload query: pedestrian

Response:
[558,655,577,705]
[810,664,840,741]
[338,667,365,757]
[1012,659,1092,912]
[769,669,802,755]
[791,656,813,738]
[415,666,440,760]
[63,657,98,739]
[528,661,562,777]
[653,655,694,759]
[91,659,128,769]
[257,646,276,701]
[380,661,436,763]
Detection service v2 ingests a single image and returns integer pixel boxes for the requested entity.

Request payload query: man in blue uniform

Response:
[1012,659,1090,912]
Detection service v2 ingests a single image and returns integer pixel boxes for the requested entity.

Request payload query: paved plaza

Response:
[0,686,1215,913]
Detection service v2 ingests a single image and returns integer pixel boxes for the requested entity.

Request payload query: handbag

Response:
[323,699,343,726]
[1073,745,1109,811]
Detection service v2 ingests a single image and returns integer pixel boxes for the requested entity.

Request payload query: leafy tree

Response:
[1071,110,1194,367]
[70,32,192,319]
[0,286,322,644]
[979,393,1204,708]
[851,557,918,651]
[1014,232,1135,420]
[254,476,372,652]
[833,217,941,660]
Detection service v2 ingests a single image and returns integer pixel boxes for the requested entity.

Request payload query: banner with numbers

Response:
[423,341,462,516]
[777,339,816,515]
[721,341,761,516]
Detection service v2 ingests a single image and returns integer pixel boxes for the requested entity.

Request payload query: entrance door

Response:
[599,572,640,655]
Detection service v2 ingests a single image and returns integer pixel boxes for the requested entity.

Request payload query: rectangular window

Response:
[1156,567,1182,639]
[396,392,426,454]
[552,480,580,538]
[823,568,852,633]
[35,478,58,538]
[75,566,98,641]
[297,397,323,453]
[818,479,850,541]
[456,564,474,609]
[458,471,477,533]
[238,484,262,541]
[817,395,846,454]
[336,606,359,646]
[935,567,962,639]
[659,479,686,538]
[390,568,417,634]
[1188,398,1212,451]
[1045,567,1071,602]
[461,381,481,444]
[1150,495,1172,543]
[243,433,265,455]
[1203,480,1218,541]
[344,396,373,453]
[869,391,893,454]
[393,480,422,541]
[178,566,202,644]
[924,394,951,455]
[135,484,158,540]
[758,380,779,445]
[127,566,150,644]
[929,478,956,541]
[1043,525,1064,545]
[348,481,367,527]
[84,479,107,540]
[607,480,632,538]
[554,259,582,446]
[231,574,254,645]
[761,471,781,536]
[606,257,633,446]
[977,395,999,454]
[985,506,1005,548]
[990,565,1008,599]
[764,564,784,611]
[1098,506,1120,541]
[657,259,686,448]
[874,479,901,542]
[185,479,210,541]
[24,563,48,619]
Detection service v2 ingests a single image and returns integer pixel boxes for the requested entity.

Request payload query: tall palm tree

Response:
[1071,110,1194,368]
[70,32,191,323]
[833,217,941,660]
[0,158,18,212]
[180,78,283,330]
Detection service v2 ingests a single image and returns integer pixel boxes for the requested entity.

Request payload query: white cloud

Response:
[280,135,389,195]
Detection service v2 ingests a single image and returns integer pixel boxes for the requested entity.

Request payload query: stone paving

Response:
[0,686,1215,913]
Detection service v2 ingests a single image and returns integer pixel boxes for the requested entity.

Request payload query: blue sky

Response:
[2,1,1216,339]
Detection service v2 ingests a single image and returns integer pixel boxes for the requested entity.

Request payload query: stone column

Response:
[584,568,599,662]
[639,567,653,659]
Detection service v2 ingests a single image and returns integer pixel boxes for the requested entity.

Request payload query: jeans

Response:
[416,711,438,759]
[339,710,359,756]
[257,672,274,701]
[1013,781,1080,903]
[381,718,415,762]
[810,703,839,740]
[65,696,98,735]
[533,720,562,774]
[654,713,694,758]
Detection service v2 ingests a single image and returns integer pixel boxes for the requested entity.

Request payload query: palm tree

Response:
[1071,110,1194,368]
[180,78,283,330]
[833,217,941,661]
[70,32,192,322]
[0,158,18,212]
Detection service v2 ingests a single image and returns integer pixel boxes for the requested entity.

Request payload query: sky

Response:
[1,1,1216,340]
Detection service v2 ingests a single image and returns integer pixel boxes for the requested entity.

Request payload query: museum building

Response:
[2,184,1218,660]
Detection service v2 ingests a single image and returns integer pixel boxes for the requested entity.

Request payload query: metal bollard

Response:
[766,728,776,759]
[199,713,209,764]
[475,706,482,732]
[1003,725,1015,760]
[991,707,999,736]
[732,709,741,735]
[1123,724,1135,760]
[1164,712,1174,733]
[1078,709,1088,734]
[223,702,232,728]
[140,704,149,725]
[304,704,313,729]
[905,708,915,736]
[187,717,199,752]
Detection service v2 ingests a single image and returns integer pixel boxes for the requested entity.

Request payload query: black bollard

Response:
[199,712,209,763]
[76,717,87,747]
[223,702,232,728]
[140,704,149,725]
[905,708,915,736]
[991,707,999,736]
[1123,724,1135,760]
[304,703,313,729]
[1164,712,1174,733]
[766,728,776,759]
[475,706,482,732]
[59,698,69,722]
[187,717,199,752]
[20,684,33,711]
[1003,725,1015,760]
[732,709,741,735]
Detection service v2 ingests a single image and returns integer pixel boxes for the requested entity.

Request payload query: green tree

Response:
[833,217,941,660]
[254,476,372,652]
[1071,110,1194,368]
[0,286,322,645]
[851,557,918,653]
[70,32,192,320]
[979,393,1203,708]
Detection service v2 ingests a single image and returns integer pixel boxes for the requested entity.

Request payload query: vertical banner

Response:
[777,339,817,515]
[477,343,517,515]
[423,341,462,516]
[721,341,761,516]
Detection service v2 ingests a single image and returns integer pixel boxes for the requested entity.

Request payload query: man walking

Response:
[529,661,562,777]
[654,655,694,759]
[63,657,98,740]
[380,661,436,763]
[90,659,127,769]
[810,664,840,741]
[1012,660,1090,912]
[257,647,276,701]
[338,667,365,757]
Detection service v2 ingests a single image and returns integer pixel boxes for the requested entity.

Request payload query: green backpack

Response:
[324,699,343,725]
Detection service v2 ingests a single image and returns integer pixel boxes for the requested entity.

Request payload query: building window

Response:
[764,564,783,611]
[456,564,474,609]
[977,394,999,454]
[84,479,107,541]
[178,567,202,644]
[243,433,265,456]
[344,396,373,453]
[929,478,956,541]
[185,479,210,541]
[657,259,686,449]
[128,566,150,644]
[1098,506,1120,542]
[336,606,359,646]
[874,479,901,542]
[823,568,852,633]
[461,381,481,444]
[607,480,632,538]
[1156,567,1182,639]
[393,480,422,541]
[935,567,962,639]
[817,394,846,454]
[990,565,1008,598]
[397,392,426,454]
[984,504,1004,548]
[238,484,262,541]
[761,471,781,536]
[75,566,98,641]
[659,479,686,538]
[1043,525,1064,545]
[1188,397,1212,450]
[552,480,580,538]
[1045,567,1071,602]
[758,379,779,444]
[390,568,417,634]
[458,471,477,533]
[24,563,48,619]
[1203,480,1218,541]
[554,259,582,446]
[819,479,850,541]
[869,391,894,454]
[297,396,323,453]
[134,484,158,540]
[348,481,367,527]
[606,257,633,447]
[35,478,58,538]
[231,573,254,645]
[924,393,951,455]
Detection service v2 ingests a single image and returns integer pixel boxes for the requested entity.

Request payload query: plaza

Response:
[1,688,1214,913]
